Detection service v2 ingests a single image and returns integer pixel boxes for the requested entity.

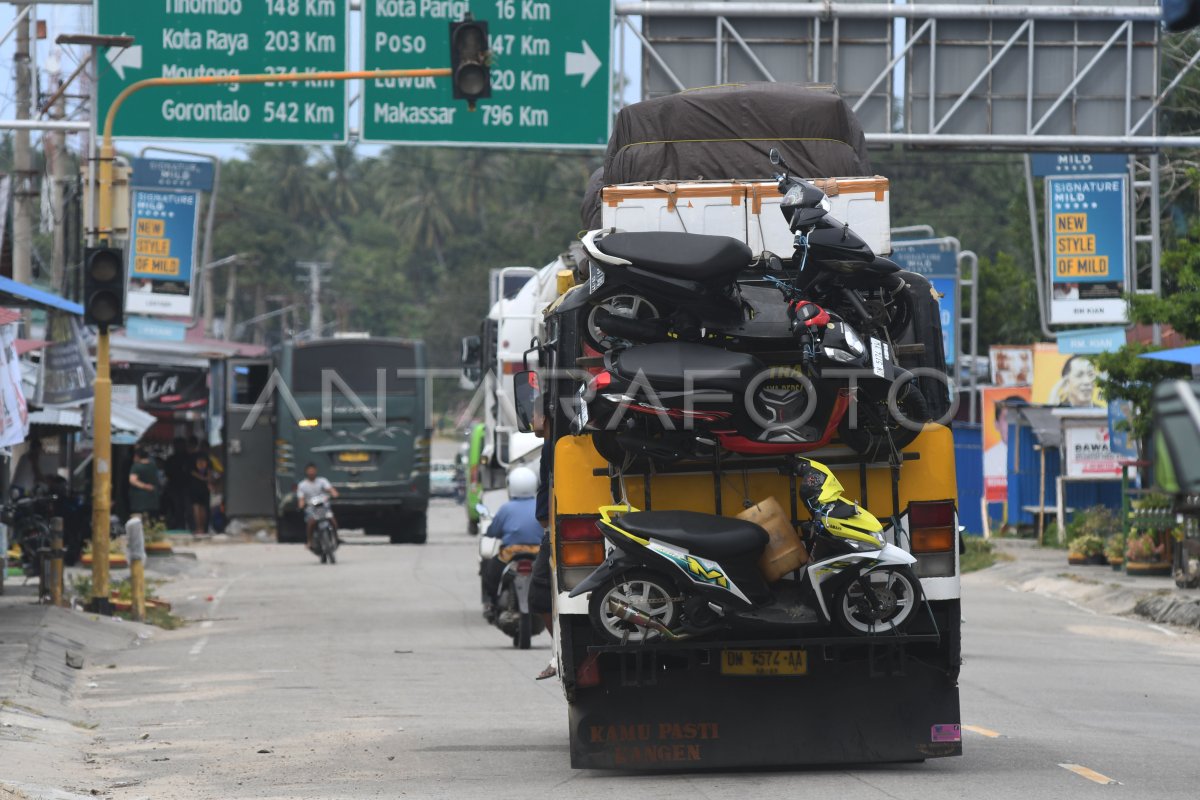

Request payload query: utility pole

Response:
[13,5,34,297]
[50,71,70,295]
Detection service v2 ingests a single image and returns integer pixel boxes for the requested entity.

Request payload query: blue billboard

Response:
[1045,173,1128,325]
[126,189,200,318]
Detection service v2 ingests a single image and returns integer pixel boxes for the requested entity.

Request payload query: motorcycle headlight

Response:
[841,324,865,355]
[823,346,860,363]
[782,185,805,207]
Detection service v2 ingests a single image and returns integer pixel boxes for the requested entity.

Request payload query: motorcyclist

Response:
[481,466,543,621]
[296,463,339,551]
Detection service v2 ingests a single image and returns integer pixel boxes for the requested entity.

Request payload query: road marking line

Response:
[1059,763,1119,785]
[1149,623,1179,637]
[962,725,1002,738]
[200,620,213,629]
[188,637,208,658]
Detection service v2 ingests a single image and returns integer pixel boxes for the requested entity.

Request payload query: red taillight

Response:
[590,371,613,391]
[557,515,605,570]
[558,516,602,541]
[515,559,534,574]
[909,500,956,554]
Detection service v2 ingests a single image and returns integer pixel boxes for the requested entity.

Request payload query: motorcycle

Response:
[568,457,923,643]
[2,489,54,583]
[572,330,853,467]
[307,495,338,564]
[476,503,546,650]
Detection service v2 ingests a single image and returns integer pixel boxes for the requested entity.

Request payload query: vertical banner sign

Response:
[889,238,960,366]
[95,0,347,143]
[982,385,1032,503]
[126,188,201,318]
[362,0,613,147]
[37,314,96,406]
[1045,172,1128,324]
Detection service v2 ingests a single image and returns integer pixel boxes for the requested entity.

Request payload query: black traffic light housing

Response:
[84,246,125,330]
[1163,0,1200,32]
[450,14,491,111]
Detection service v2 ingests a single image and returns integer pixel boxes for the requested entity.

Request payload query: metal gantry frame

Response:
[616,2,1200,150]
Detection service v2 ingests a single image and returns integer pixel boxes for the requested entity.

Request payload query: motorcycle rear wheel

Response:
[588,570,680,645]
[833,566,921,635]
[838,383,930,459]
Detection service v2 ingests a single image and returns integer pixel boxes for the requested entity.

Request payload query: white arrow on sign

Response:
[565,40,601,89]
[106,45,143,81]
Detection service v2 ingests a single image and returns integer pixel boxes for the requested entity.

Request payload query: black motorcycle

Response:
[306,495,338,564]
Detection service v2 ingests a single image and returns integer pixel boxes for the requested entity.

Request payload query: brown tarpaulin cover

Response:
[581,83,872,227]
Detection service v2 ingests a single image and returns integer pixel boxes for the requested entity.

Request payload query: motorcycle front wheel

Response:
[514,613,532,650]
[833,566,921,635]
[588,570,680,645]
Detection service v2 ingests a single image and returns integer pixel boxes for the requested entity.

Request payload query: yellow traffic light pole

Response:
[90,67,453,613]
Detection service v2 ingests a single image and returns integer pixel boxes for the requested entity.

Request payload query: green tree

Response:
[1094,226,1200,440]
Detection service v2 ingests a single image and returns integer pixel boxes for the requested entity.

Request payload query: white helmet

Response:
[507,466,539,499]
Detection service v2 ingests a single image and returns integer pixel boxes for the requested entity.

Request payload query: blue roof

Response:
[1140,344,1200,367]
[0,275,83,315]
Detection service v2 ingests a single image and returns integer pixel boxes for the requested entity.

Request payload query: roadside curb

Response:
[986,540,1200,633]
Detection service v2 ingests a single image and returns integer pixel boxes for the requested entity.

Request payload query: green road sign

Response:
[96,0,347,143]
[362,0,612,148]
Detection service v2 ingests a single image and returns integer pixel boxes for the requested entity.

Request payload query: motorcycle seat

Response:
[863,255,902,274]
[610,342,761,393]
[596,232,751,282]
[616,510,769,559]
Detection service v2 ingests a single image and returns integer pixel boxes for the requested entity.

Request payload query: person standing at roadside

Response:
[164,437,191,530]
[189,452,211,535]
[128,447,161,524]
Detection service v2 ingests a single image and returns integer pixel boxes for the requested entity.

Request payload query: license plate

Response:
[720,649,808,677]
[870,337,886,377]
[337,451,371,463]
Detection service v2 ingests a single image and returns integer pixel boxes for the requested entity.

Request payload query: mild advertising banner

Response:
[126,188,200,318]
[1045,173,1128,324]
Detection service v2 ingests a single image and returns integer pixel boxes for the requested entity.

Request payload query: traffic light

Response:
[450,14,491,111]
[84,246,125,329]
[1163,0,1200,32]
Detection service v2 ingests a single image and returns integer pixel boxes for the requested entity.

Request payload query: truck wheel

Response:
[275,512,305,544]
[834,566,921,635]
[588,570,679,645]
[389,512,427,544]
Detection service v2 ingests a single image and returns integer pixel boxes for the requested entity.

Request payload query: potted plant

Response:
[1106,532,1126,570]
[1067,533,1107,566]
[1125,529,1170,575]
[144,518,173,556]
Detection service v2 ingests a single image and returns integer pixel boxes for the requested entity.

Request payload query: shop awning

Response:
[1139,344,1200,367]
[28,403,156,445]
[0,276,83,315]
[1015,406,1063,448]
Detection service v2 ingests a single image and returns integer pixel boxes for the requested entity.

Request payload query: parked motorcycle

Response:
[476,503,545,649]
[307,495,338,564]
[568,457,923,642]
[2,489,54,583]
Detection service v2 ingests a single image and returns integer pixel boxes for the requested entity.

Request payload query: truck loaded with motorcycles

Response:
[515,85,963,770]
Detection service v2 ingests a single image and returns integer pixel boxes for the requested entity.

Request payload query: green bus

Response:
[273,337,431,544]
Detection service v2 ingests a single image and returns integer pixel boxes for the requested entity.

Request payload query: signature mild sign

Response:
[362,0,612,147]
[96,0,347,142]
[1045,170,1129,324]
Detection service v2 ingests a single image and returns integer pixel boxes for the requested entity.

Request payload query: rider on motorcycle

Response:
[296,463,339,551]
[481,466,543,621]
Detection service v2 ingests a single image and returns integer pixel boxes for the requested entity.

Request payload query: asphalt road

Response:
[62,501,1200,800]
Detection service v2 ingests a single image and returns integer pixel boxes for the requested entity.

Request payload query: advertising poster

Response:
[1032,343,1105,408]
[1045,173,1128,324]
[982,385,1032,503]
[1063,423,1123,478]
[0,323,29,447]
[37,313,95,406]
[990,345,1034,386]
[125,188,200,318]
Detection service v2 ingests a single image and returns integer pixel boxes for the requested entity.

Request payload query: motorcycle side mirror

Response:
[769,148,782,166]
[475,503,490,518]
[513,370,543,434]
[765,253,783,272]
